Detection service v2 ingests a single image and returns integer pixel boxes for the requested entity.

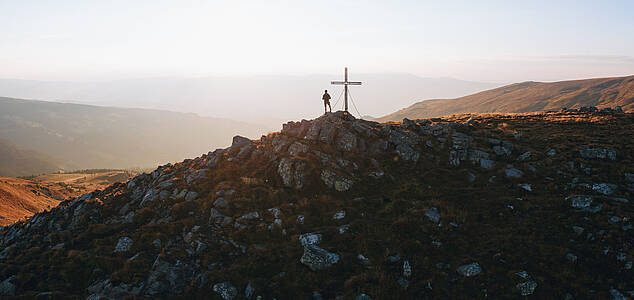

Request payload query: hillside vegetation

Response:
[0,139,66,177]
[0,170,136,226]
[0,111,632,299]
[379,75,634,122]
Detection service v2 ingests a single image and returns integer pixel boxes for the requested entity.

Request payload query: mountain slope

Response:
[0,97,270,172]
[378,75,634,122]
[0,111,632,298]
[0,177,60,226]
[0,139,66,177]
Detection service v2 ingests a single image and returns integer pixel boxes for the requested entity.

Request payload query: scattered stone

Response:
[245,283,255,299]
[467,172,476,182]
[397,277,409,288]
[209,208,232,227]
[387,254,401,263]
[517,280,538,296]
[572,226,585,235]
[493,145,512,156]
[354,294,372,300]
[403,260,412,278]
[114,237,132,253]
[268,207,281,218]
[299,233,322,247]
[425,207,440,223]
[337,224,350,234]
[610,289,626,300]
[518,184,532,191]
[300,245,340,271]
[592,183,617,195]
[580,148,616,161]
[567,195,593,208]
[612,197,629,203]
[239,212,260,220]
[213,197,228,208]
[332,210,346,220]
[296,215,305,224]
[505,168,524,178]
[480,159,494,169]
[518,152,531,161]
[357,254,372,265]
[608,216,622,224]
[566,253,578,263]
[0,276,16,296]
[213,282,238,300]
[456,262,482,277]
[546,149,557,156]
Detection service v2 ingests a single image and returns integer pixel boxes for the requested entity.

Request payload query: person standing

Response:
[322,90,332,114]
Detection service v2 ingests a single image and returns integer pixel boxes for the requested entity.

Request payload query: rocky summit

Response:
[1,110,633,299]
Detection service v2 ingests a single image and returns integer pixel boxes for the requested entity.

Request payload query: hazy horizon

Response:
[1,1,633,83]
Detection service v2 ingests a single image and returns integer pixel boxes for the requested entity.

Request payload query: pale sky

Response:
[0,0,633,82]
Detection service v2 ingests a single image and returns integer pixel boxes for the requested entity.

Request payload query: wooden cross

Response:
[331,67,362,112]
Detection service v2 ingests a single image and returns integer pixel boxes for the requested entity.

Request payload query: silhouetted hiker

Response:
[322,90,332,114]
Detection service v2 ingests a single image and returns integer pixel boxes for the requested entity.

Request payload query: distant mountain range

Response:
[377,75,634,122]
[0,97,270,176]
[0,74,502,125]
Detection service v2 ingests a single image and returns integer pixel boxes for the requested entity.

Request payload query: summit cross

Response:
[331,67,362,113]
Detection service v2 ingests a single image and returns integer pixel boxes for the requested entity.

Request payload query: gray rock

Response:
[493,145,511,156]
[572,226,584,235]
[299,233,322,247]
[278,158,307,189]
[480,159,494,169]
[395,144,420,161]
[387,254,401,263]
[546,149,557,156]
[209,208,232,227]
[300,245,340,271]
[487,138,501,145]
[403,260,412,278]
[354,294,372,300]
[396,277,409,288]
[0,275,16,296]
[566,253,578,263]
[213,282,238,300]
[608,216,622,224]
[456,262,482,277]
[467,172,476,182]
[245,283,255,299]
[612,197,629,203]
[580,148,616,160]
[288,142,309,156]
[505,168,524,178]
[296,215,305,224]
[321,170,353,192]
[592,183,617,195]
[425,207,440,223]
[518,184,532,191]
[114,237,133,253]
[239,212,260,220]
[567,195,593,208]
[337,224,351,234]
[624,173,634,183]
[268,207,281,218]
[332,210,346,220]
[610,289,626,300]
[517,280,537,296]
[357,254,372,265]
[213,197,228,208]
[518,152,531,161]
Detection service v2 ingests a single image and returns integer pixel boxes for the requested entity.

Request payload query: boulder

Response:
[567,195,593,209]
[580,148,616,160]
[505,168,524,178]
[213,282,238,300]
[299,233,322,247]
[592,183,617,195]
[425,207,440,223]
[278,158,307,189]
[114,237,133,253]
[456,262,482,277]
[300,245,340,271]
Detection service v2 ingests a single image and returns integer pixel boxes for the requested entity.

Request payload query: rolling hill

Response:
[0,97,271,175]
[0,139,67,177]
[378,75,634,122]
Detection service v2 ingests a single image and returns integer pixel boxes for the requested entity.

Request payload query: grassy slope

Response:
[378,75,634,122]
[0,139,65,177]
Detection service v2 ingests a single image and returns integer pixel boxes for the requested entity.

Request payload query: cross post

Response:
[331,67,362,113]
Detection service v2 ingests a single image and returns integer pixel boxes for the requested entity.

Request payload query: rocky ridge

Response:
[0,110,632,299]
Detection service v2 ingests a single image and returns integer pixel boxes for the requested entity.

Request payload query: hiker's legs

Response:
[324,102,327,114]
[328,102,332,112]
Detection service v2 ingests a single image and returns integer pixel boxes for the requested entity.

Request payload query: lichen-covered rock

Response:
[517,280,537,296]
[114,237,132,253]
[592,183,617,195]
[299,233,322,247]
[456,262,482,277]
[278,158,307,189]
[425,207,440,223]
[580,148,616,160]
[300,245,340,271]
[213,282,238,300]
[567,195,593,208]
[321,169,353,191]
[505,168,524,178]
